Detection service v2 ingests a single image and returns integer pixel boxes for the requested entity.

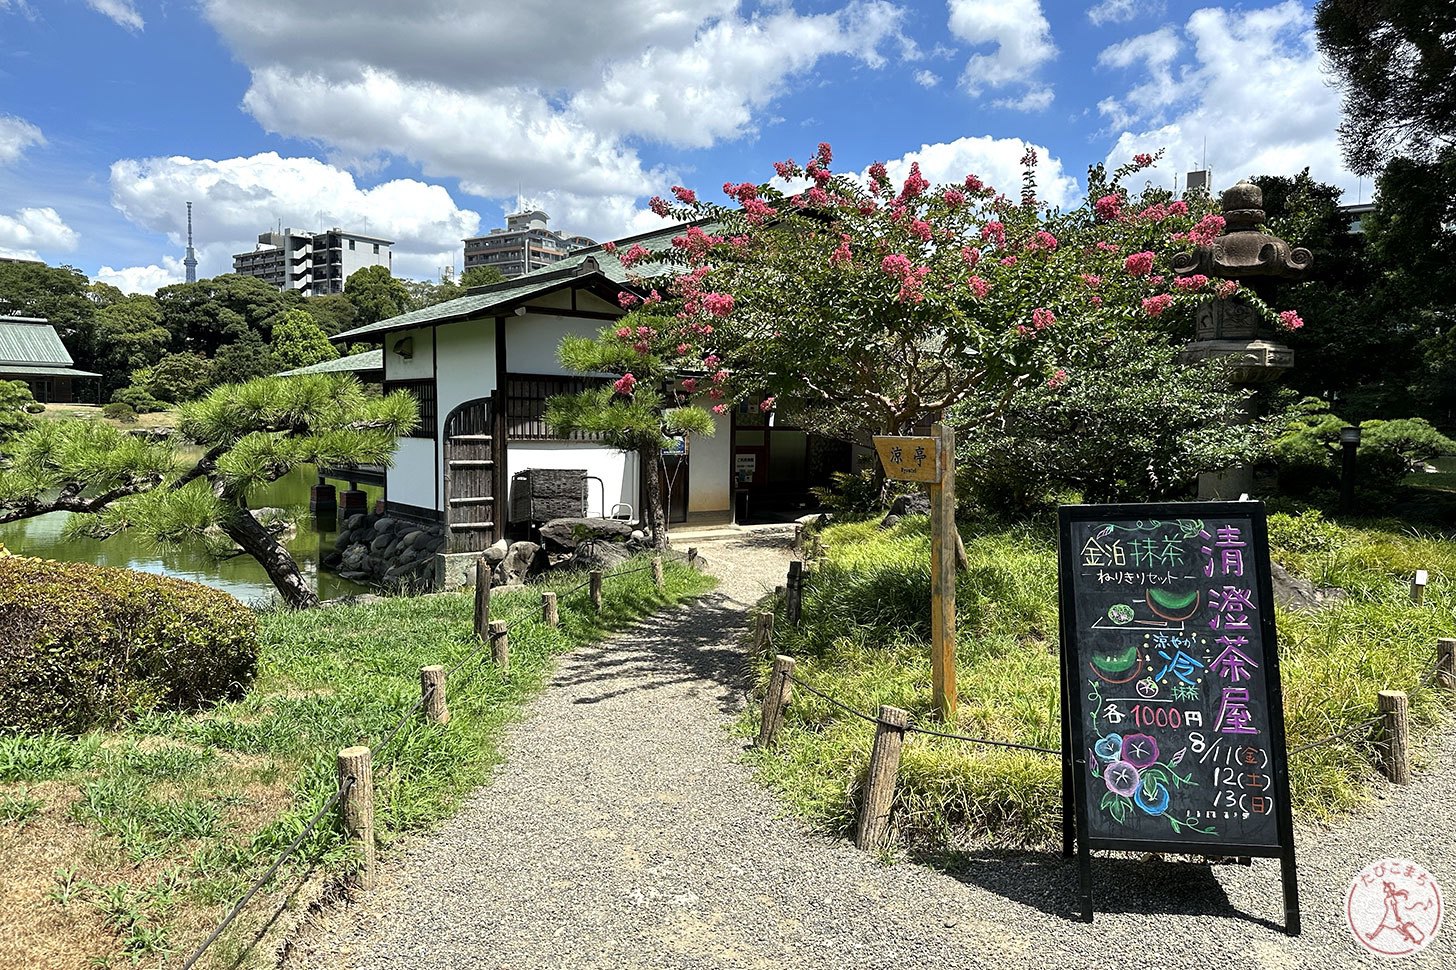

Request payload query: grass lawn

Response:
[0,556,714,970]
[38,403,180,431]
[746,508,1455,850]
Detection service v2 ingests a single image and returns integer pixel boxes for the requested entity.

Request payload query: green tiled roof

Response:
[331,220,704,343]
[0,316,75,367]
[0,364,100,378]
[278,349,383,376]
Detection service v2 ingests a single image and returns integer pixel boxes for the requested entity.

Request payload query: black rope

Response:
[786,672,881,725]
[180,776,353,970]
[902,723,1062,756]
[1287,713,1385,756]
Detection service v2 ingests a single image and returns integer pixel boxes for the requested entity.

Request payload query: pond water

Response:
[0,465,381,605]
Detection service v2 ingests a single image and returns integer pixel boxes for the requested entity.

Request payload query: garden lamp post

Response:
[1340,425,1361,513]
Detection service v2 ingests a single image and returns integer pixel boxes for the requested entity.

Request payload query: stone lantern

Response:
[1174,179,1312,497]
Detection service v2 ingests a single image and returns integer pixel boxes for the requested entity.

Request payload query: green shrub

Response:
[810,469,886,515]
[1271,399,1456,495]
[100,401,139,423]
[109,385,166,414]
[0,557,257,733]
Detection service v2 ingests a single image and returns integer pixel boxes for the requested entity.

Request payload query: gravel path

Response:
[289,532,1455,969]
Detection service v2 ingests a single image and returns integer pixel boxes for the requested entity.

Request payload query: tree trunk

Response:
[641,449,669,550]
[220,506,320,609]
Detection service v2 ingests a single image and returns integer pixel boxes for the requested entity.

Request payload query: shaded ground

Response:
[287,530,1454,969]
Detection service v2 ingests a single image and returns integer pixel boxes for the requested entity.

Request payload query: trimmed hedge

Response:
[0,557,258,733]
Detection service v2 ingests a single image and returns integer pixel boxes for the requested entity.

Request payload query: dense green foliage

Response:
[99,401,138,423]
[344,265,410,325]
[108,385,167,413]
[0,556,257,733]
[1270,397,1456,497]
[0,557,712,967]
[458,265,507,289]
[0,379,41,440]
[749,514,1455,846]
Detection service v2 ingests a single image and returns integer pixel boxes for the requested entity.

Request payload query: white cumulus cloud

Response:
[1099,2,1356,197]
[0,206,79,259]
[108,152,484,280]
[1096,26,1183,128]
[915,69,940,88]
[85,0,143,31]
[1087,0,1163,27]
[948,0,1056,108]
[862,135,1080,211]
[0,114,43,166]
[95,258,186,295]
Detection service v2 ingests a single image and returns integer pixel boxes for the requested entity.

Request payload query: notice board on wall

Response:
[1057,501,1299,930]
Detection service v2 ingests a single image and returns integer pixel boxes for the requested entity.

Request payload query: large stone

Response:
[372,517,398,534]
[483,538,510,564]
[343,514,368,532]
[538,517,634,553]
[1270,561,1346,612]
[401,530,424,548]
[499,541,544,585]
[572,542,633,572]
[887,493,930,517]
[369,533,394,553]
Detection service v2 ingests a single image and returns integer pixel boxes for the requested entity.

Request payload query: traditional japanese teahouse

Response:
[0,314,99,403]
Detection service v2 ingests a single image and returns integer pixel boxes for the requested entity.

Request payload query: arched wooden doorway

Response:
[442,394,503,552]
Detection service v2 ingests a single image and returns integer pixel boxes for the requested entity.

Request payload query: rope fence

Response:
[179,550,694,970]
[753,562,1456,853]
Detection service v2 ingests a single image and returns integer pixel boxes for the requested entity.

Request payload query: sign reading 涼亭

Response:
[1057,501,1299,933]
[872,436,940,483]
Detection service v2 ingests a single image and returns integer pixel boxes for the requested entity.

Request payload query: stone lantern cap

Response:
[1172,179,1313,284]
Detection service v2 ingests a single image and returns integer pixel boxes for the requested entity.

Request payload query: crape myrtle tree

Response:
[616,143,1308,450]
[545,319,716,549]
[0,374,416,608]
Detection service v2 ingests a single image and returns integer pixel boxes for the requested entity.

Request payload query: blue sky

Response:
[0,0,1357,292]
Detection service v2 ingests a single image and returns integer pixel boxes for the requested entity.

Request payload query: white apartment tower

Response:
[232,227,394,295]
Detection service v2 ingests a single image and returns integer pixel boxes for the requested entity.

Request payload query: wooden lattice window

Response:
[383,379,437,438]
[506,374,606,440]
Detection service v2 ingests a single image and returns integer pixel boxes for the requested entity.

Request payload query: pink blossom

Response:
[1080,273,1101,288]
[1215,280,1239,299]
[1016,324,1033,338]
[602,241,617,254]
[619,243,651,268]
[632,341,650,354]
[857,200,878,216]
[1123,251,1155,277]
[1277,309,1305,331]
[899,162,929,201]
[881,253,914,278]
[711,369,729,384]
[1096,241,1120,253]
[1168,200,1189,216]
[681,378,698,393]
[1047,368,1068,390]
[1000,256,1018,267]
[671,185,697,205]
[1189,213,1226,246]
[675,343,690,355]
[1138,203,1169,222]
[1090,295,1103,307]
[960,246,981,267]
[1148,275,1165,287]
[617,291,640,308]
[672,225,725,262]
[943,188,966,208]
[964,173,985,194]
[613,373,638,395]
[1142,294,1174,317]
[980,221,1006,246]
[806,186,830,207]
[636,325,652,338]
[742,197,777,224]
[703,292,734,318]
[1173,274,1209,291]
[760,396,776,412]
[910,220,933,242]
[709,387,725,400]
[816,142,833,166]
[1032,307,1056,330]
[649,196,671,218]
[703,354,720,368]
[728,235,750,251]
[1030,230,1059,252]
[1094,194,1123,221]
[712,403,727,414]
[774,159,798,179]
[830,234,853,266]
[614,326,632,340]
[967,275,990,299]
[868,161,889,187]
[1133,152,1155,168]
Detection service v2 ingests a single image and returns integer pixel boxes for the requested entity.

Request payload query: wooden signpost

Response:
[1057,501,1299,933]
[873,423,956,721]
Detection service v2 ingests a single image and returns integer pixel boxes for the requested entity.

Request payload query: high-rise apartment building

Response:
[232,227,394,295]
[461,210,595,280]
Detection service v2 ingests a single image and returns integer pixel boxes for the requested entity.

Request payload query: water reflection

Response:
[0,465,380,605]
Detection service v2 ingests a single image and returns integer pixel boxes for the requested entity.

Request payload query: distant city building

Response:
[1338,201,1376,234]
[0,314,100,403]
[232,227,394,295]
[462,210,595,280]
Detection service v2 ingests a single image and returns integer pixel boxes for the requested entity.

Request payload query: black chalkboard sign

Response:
[1057,501,1299,933]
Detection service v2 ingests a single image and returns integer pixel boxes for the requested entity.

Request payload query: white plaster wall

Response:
[433,320,497,510]
[508,443,639,520]
[382,327,434,381]
[688,409,732,513]
[389,437,437,510]
[507,312,605,374]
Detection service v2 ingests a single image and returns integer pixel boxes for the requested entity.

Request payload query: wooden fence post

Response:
[1411,569,1428,605]
[756,655,796,749]
[856,705,909,852]
[542,591,559,628]
[473,557,491,641]
[336,746,375,889]
[420,665,448,724]
[652,555,665,589]
[793,524,804,552]
[787,560,803,626]
[589,570,603,613]
[1437,637,1455,691]
[1378,690,1410,785]
[687,548,698,569]
[490,620,509,671]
